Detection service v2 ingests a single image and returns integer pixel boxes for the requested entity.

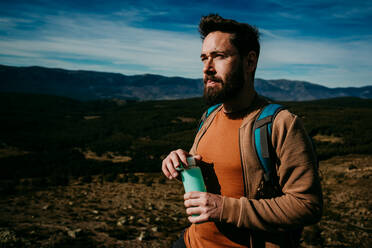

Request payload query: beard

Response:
[203,61,245,106]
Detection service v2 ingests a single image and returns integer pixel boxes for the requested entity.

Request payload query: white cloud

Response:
[0,13,203,78]
[257,31,372,87]
[0,9,371,87]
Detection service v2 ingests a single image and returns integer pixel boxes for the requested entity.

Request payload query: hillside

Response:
[0,92,371,181]
[0,93,371,247]
[1,64,371,101]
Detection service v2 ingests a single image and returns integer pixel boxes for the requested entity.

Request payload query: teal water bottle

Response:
[177,156,206,193]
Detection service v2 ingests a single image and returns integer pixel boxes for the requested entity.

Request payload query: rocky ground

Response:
[309,154,372,247]
[0,154,371,247]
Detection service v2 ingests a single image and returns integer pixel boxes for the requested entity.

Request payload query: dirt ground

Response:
[0,154,371,247]
[310,154,372,248]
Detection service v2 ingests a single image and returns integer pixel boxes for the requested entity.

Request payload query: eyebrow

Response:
[200,50,225,58]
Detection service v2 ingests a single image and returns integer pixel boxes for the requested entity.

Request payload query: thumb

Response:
[193,154,202,161]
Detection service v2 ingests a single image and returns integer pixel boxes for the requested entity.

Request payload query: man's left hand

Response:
[184,191,223,223]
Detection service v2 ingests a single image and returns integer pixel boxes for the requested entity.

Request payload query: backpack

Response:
[198,103,316,246]
[198,103,283,183]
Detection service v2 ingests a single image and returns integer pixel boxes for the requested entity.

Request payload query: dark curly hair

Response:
[199,14,260,59]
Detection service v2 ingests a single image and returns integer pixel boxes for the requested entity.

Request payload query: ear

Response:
[242,51,258,86]
[244,51,258,73]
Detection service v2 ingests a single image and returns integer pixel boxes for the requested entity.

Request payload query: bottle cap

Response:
[175,156,196,171]
[186,156,196,166]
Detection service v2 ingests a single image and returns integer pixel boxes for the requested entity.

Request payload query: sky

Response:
[0,0,371,88]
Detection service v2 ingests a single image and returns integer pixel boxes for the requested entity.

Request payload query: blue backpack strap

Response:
[253,104,284,182]
[198,104,222,131]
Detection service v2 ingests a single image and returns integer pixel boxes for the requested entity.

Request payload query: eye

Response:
[201,56,209,63]
[215,54,225,59]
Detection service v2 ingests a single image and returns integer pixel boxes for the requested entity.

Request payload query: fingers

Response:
[162,149,197,179]
[193,154,202,162]
[184,192,207,217]
[184,206,209,224]
[183,192,223,223]
[188,213,208,224]
[184,205,208,224]
[161,158,176,179]
[184,192,208,212]
[166,153,179,179]
[170,149,188,170]
[184,197,206,208]
[184,191,205,201]
[186,206,202,216]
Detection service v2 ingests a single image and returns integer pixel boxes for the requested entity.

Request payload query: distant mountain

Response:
[255,79,372,101]
[0,64,371,101]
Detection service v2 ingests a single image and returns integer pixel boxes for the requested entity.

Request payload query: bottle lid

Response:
[186,156,196,167]
[175,156,196,171]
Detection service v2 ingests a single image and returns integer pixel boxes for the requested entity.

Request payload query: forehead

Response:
[201,31,236,54]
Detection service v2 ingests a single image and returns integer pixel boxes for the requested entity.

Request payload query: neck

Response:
[223,85,257,114]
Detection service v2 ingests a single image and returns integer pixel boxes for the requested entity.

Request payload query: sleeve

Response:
[219,110,323,232]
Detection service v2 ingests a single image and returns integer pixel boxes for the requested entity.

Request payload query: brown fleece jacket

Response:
[189,95,323,247]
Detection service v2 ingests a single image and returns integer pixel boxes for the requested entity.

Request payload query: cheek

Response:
[214,62,230,78]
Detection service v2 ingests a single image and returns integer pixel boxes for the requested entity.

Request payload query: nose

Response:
[203,58,216,75]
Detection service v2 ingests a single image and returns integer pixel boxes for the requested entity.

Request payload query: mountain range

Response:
[0,64,371,101]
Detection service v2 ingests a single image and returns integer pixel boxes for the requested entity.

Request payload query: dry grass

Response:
[0,147,29,158]
[83,116,101,120]
[0,155,371,247]
[0,173,187,247]
[314,154,372,247]
[313,134,344,144]
[171,116,197,123]
[83,150,132,163]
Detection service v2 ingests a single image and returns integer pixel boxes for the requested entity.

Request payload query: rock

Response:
[0,228,17,244]
[147,202,156,210]
[117,217,127,226]
[137,231,148,241]
[67,228,82,239]
[172,217,178,221]
[137,218,147,225]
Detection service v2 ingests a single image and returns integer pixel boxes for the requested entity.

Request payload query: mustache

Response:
[204,76,223,84]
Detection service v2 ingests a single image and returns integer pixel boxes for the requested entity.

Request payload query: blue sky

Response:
[0,0,371,88]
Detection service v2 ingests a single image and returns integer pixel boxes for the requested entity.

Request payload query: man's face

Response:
[201,31,245,106]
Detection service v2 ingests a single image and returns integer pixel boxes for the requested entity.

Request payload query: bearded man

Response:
[162,14,323,248]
